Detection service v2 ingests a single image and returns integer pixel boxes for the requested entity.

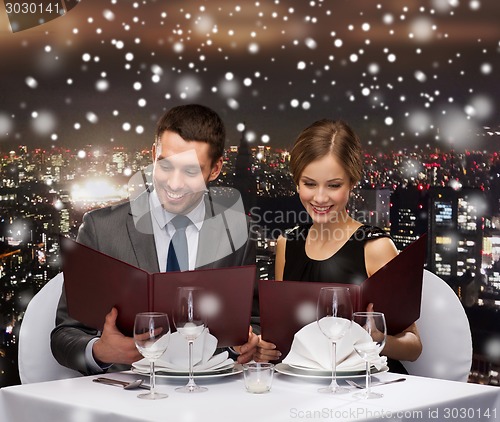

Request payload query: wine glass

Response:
[133,312,171,400]
[316,287,353,394]
[173,286,208,393]
[352,312,387,399]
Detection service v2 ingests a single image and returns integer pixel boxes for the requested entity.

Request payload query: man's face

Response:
[152,131,222,215]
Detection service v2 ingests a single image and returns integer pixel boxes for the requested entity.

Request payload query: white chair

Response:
[402,269,472,382]
[18,273,82,383]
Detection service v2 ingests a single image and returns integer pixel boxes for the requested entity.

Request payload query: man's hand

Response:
[92,307,142,365]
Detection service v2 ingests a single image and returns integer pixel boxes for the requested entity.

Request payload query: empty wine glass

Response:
[352,312,387,399]
[133,312,171,400]
[173,286,208,393]
[316,287,353,394]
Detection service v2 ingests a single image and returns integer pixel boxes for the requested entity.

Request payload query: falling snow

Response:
[0,113,13,137]
[25,77,38,89]
[407,111,431,134]
[31,110,57,136]
[438,109,478,148]
[466,95,494,119]
[86,112,98,124]
[103,9,115,21]
[95,79,109,91]
[409,17,435,42]
[0,0,496,151]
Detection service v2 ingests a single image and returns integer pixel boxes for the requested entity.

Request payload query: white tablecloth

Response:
[1,371,499,422]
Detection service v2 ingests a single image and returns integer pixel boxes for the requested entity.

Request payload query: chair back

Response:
[18,273,81,383]
[402,270,472,382]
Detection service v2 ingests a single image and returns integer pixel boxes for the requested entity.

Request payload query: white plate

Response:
[276,363,389,379]
[132,362,234,375]
[132,364,243,379]
[154,362,234,375]
[289,363,376,373]
[132,356,234,374]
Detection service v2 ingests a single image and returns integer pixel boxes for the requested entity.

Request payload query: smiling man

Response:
[51,104,258,375]
[152,107,224,216]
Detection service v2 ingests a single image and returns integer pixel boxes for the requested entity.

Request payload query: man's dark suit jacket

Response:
[51,188,256,375]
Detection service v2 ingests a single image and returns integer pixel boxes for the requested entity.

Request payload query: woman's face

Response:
[297,153,352,225]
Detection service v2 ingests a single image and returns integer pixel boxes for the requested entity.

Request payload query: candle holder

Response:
[242,363,274,394]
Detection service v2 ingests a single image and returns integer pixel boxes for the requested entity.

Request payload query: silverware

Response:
[346,377,406,389]
[93,377,149,390]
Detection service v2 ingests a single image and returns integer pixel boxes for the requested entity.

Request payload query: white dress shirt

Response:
[149,189,205,272]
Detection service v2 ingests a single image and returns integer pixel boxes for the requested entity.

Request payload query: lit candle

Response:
[245,378,270,394]
[243,363,274,394]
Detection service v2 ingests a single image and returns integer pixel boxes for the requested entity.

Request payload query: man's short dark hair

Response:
[155,104,226,164]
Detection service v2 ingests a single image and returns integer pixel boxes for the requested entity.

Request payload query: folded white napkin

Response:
[132,330,234,372]
[282,321,387,372]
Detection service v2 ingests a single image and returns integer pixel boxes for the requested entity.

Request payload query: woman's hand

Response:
[253,336,282,362]
[232,326,259,364]
[365,303,422,361]
[362,303,386,344]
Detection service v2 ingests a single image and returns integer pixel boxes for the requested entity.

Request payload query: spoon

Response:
[93,377,148,390]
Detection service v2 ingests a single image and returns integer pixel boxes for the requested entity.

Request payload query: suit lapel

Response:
[195,192,230,269]
[127,192,160,273]
[196,214,221,269]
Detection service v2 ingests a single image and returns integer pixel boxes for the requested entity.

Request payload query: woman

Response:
[256,119,422,372]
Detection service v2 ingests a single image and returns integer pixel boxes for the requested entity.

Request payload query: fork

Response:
[346,377,406,389]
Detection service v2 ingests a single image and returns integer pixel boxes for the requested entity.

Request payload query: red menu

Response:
[60,237,256,347]
[259,234,427,359]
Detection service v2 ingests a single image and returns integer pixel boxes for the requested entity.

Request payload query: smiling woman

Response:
[255,119,423,372]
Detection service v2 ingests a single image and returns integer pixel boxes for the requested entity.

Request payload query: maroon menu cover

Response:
[259,234,427,359]
[60,237,256,347]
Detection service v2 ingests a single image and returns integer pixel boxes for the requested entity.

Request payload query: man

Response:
[51,104,259,375]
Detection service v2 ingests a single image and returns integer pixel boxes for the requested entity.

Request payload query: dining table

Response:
[1,368,499,422]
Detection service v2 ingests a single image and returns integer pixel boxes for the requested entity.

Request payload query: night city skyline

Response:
[1,139,500,387]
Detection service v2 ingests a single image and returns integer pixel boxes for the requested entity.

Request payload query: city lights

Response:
[70,179,128,203]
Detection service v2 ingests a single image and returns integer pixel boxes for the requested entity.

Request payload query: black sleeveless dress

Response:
[283,224,408,374]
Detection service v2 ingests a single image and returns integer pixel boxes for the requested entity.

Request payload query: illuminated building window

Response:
[435,201,453,225]
[436,236,452,245]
